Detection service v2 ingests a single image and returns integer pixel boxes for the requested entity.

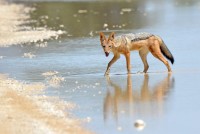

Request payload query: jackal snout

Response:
[105,52,109,57]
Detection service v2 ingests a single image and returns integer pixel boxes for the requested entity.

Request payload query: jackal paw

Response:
[104,71,110,76]
[137,71,145,74]
[168,70,172,74]
[127,71,131,74]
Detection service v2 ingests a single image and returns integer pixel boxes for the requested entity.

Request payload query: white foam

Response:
[42,71,59,76]
[48,75,65,87]
[23,52,36,59]
[42,71,65,88]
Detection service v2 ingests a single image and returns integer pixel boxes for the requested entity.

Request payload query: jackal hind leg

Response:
[149,45,171,72]
[139,49,149,73]
[105,54,120,76]
[155,53,171,72]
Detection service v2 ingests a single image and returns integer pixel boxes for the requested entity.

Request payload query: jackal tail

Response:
[160,40,174,64]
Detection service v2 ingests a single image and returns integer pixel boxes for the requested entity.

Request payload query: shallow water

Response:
[1,0,200,133]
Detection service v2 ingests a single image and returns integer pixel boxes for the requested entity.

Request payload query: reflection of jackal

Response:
[103,74,175,121]
[99,32,174,75]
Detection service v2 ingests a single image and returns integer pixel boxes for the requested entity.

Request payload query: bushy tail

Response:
[160,40,174,64]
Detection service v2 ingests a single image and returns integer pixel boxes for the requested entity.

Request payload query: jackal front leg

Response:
[105,54,120,76]
[139,49,149,73]
[125,52,131,74]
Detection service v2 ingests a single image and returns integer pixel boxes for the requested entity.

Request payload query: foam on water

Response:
[0,1,65,47]
[23,52,36,59]
[42,71,65,88]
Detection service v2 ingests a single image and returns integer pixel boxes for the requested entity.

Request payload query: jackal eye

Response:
[102,45,105,48]
[109,46,112,48]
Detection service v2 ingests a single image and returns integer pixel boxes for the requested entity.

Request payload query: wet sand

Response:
[0,74,91,134]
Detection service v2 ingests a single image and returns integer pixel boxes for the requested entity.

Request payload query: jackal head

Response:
[99,32,115,57]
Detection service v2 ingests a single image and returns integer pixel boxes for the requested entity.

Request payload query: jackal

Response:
[99,32,174,75]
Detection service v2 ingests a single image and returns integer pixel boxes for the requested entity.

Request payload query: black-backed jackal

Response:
[99,32,174,75]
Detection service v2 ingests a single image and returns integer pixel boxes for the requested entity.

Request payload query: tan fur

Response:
[99,32,174,75]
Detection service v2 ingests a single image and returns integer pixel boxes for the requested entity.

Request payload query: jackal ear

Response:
[100,32,106,41]
[109,32,115,41]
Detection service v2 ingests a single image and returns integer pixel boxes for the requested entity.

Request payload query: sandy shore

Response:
[0,0,64,47]
[0,74,91,134]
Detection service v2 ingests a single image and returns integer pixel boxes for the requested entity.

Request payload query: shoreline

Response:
[0,74,91,134]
